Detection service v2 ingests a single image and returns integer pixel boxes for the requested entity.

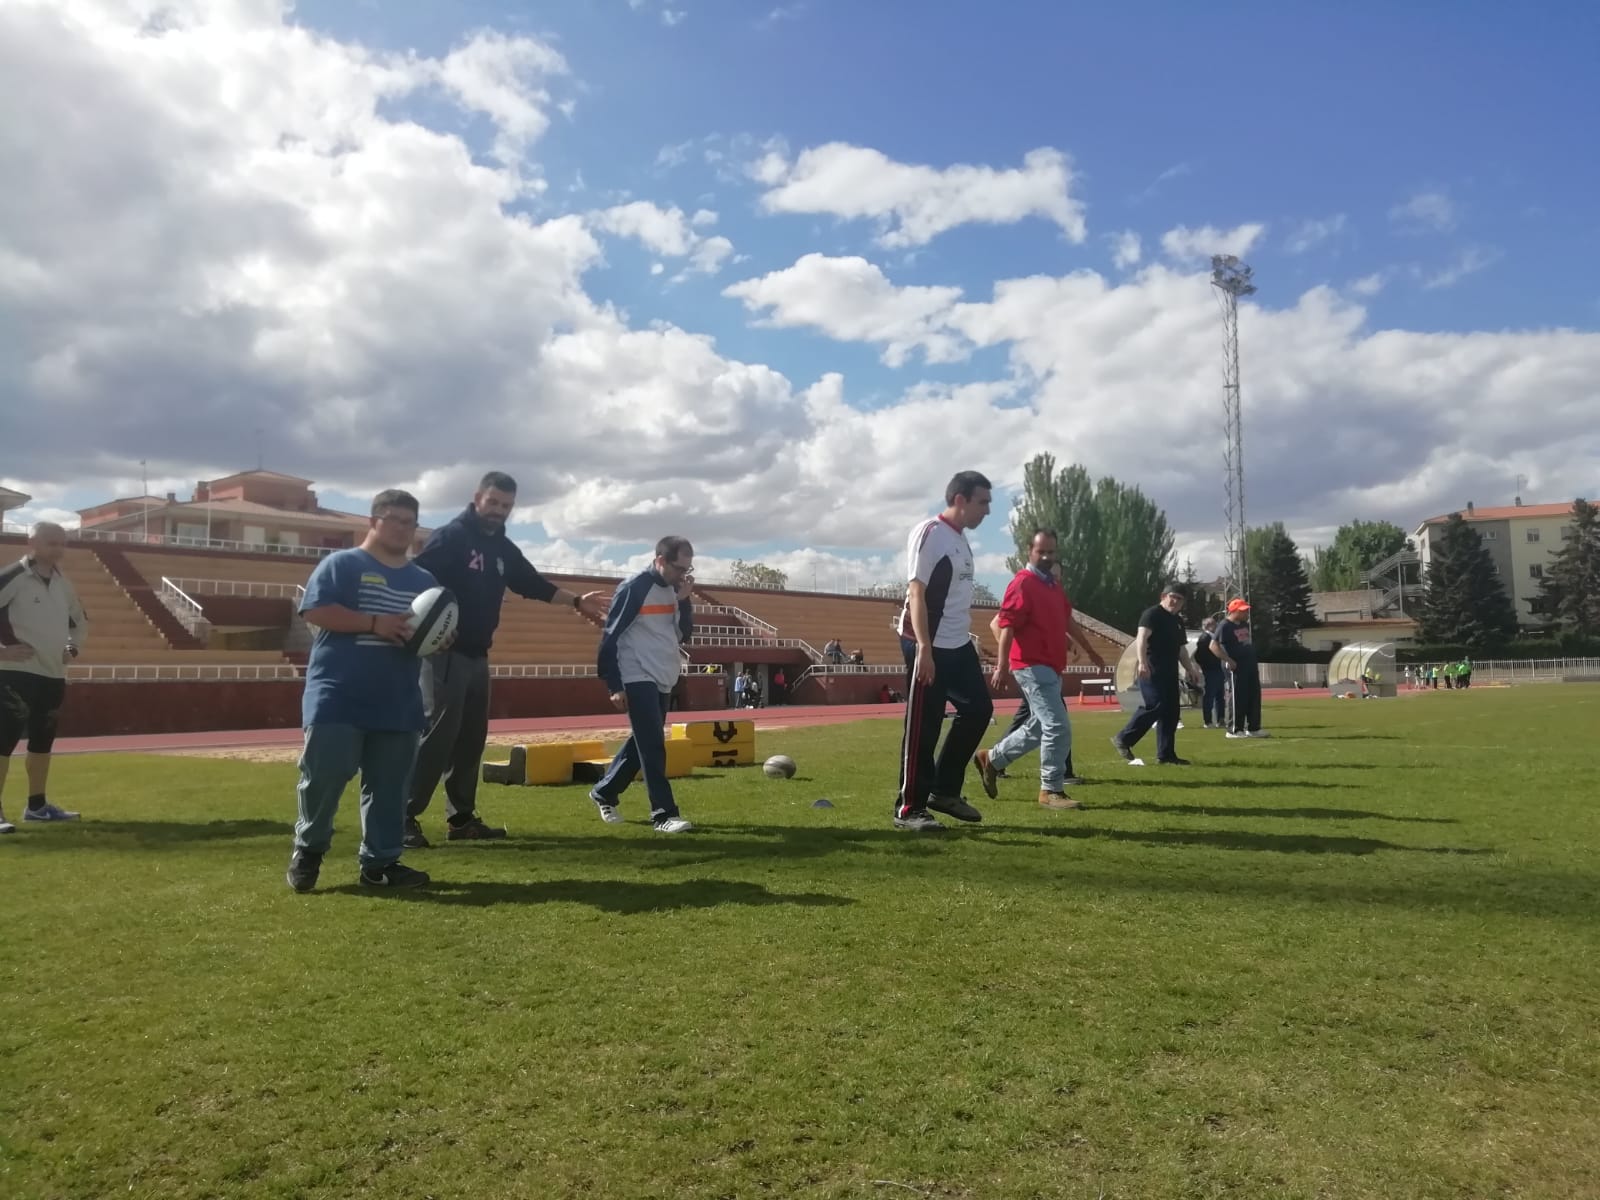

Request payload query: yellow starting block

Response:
[481,739,610,786]
[572,737,694,783]
[670,719,756,768]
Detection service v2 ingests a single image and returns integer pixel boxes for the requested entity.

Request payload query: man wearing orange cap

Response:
[1213,598,1267,739]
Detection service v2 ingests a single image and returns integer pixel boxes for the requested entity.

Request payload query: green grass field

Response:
[3,687,1599,1199]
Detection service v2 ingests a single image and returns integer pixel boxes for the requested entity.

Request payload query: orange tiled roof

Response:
[1419,502,1574,525]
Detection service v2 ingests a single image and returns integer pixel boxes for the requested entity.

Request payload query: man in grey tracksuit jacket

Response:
[590,536,696,833]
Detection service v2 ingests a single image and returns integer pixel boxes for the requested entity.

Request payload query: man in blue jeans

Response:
[590,536,697,833]
[286,489,442,893]
[973,529,1099,808]
[1111,584,1203,766]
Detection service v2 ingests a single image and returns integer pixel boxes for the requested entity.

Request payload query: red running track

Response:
[52,690,1322,756]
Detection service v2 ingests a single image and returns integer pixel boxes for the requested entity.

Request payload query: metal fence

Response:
[1404,657,1600,684]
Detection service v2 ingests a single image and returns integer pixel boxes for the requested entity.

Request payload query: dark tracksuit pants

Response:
[407,650,491,825]
[1201,666,1226,725]
[1229,663,1262,733]
[896,639,993,817]
[1117,673,1180,762]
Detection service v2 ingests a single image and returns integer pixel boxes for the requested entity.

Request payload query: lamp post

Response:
[1210,254,1256,606]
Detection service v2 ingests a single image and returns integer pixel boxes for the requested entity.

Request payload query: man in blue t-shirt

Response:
[286,489,443,893]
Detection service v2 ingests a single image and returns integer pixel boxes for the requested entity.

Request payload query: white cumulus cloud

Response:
[1109,230,1142,270]
[756,143,1087,248]
[1160,223,1267,263]
[724,254,969,367]
[587,201,733,274]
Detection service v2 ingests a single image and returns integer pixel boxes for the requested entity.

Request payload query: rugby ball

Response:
[763,754,797,779]
[405,587,459,657]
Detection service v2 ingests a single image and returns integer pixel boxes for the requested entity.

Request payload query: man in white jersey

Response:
[892,470,994,830]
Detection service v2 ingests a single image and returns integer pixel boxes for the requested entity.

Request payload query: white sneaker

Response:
[653,817,693,834]
[590,795,624,824]
[1225,731,1249,739]
[0,810,14,835]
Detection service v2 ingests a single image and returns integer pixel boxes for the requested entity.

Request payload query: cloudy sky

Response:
[2,0,1597,594]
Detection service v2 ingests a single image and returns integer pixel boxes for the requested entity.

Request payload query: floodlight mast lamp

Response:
[1211,254,1256,608]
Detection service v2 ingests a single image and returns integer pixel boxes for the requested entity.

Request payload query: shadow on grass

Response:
[1093,776,1361,791]
[999,824,1491,856]
[9,819,289,848]
[324,876,856,912]
[1202,761,1435,772]
[1094,801,1456,824]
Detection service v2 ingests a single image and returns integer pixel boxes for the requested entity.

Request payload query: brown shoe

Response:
[1039,790,1080,810]
[973,750,999,799]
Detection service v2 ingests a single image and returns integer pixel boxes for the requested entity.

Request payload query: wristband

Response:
[571,594,581,610]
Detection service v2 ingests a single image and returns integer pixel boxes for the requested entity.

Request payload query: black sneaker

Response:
[286,850,323,893]
[402,818,430,850]
[1109,735,1134,763]
[1157,756,1192,766]
[928,794,983,823]
[446,815,507,841]
[360,861,430,889]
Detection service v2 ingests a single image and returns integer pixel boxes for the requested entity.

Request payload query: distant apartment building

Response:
[1413,500,1580,628]
[76,470,428,554]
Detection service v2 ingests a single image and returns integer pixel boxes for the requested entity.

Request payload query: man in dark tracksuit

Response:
[1192,617,1226,728]
[404,471,607,847]
[1213,598,1267,738]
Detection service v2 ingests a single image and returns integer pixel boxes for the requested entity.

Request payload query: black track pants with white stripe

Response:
[895,638,994,817]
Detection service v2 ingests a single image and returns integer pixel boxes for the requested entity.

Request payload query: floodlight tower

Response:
[1211,254,1256,606]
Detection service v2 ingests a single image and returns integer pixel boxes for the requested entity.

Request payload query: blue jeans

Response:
[295,724,420,869]
[988,665,1071,791]
[1202,667,1226,725]
[594,682,680,821]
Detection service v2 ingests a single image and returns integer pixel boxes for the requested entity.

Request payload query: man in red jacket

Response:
[972,529,1097,809]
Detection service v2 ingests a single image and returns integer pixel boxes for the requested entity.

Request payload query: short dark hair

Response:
[1162,582,1186,598]
[655,535,693,564]
[945,470,992,506]
[371,489,419,518]
[1030,527,1058,543]
[478,471,517,494]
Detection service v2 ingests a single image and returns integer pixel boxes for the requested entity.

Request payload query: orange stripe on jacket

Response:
[637,603,678,615]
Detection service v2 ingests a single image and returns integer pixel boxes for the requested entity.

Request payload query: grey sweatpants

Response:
[406,650,491,824]
[295,724,420,869]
